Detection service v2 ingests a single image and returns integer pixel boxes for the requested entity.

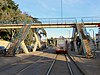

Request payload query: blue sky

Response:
[13,0,99,38]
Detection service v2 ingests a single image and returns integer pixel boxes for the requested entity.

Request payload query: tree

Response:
[0,0,20,23]
[0,0,47,55]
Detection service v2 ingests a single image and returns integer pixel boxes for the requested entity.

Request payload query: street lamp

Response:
[89,29,94,39]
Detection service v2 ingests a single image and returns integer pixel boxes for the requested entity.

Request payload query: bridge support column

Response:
[31,29,41,52]
[20,40,29,54]
[33,31,41,48]
[32,42,38,52]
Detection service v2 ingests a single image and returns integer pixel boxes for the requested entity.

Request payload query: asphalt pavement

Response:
[0,49,100,75]
[69,49,100,75]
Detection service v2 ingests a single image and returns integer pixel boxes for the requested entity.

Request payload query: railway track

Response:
[65,54,85,75]
[0,48,85,75]
[45,54,85,75]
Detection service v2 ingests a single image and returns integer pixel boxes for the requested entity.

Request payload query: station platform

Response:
[69,49,100,75]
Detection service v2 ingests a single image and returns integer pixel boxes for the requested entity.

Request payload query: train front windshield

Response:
[57,39,66,50]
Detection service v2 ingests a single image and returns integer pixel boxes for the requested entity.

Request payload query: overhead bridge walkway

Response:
[0,18,100,29]
[0,17,100,57]
[0,22,99,29]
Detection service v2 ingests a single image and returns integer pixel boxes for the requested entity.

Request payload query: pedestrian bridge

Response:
[0,18,100,29]
[0,17,100,57]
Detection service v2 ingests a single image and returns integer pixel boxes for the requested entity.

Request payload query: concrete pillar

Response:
[33,30,41,48]
[20,41,29,54]
[32,42,38,52]
[31,29,42,52]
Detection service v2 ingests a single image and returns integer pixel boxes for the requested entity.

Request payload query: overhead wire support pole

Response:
[61,0,62,19]
[61,0,63,24]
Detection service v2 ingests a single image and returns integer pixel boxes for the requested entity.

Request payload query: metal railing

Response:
[0,17,100,25]
[37,18,77,24]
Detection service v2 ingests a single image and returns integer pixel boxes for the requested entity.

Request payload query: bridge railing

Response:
[36,18,77,24]
[0,17,100,25]
[80,17,100,23]
[32,17,100,25]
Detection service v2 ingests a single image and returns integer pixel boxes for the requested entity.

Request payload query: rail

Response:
[45,54,85,75]
[65,54,85,75]
[45,54,58,75]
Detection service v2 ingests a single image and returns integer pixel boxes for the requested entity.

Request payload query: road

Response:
[0,48,92,75]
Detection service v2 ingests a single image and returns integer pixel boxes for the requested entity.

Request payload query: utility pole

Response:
[61,0,63,23]
[61,0,62,19]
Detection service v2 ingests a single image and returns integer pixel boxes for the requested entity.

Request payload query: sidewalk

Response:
[70,49,100,75]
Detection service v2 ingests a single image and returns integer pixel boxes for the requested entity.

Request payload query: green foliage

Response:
[0,0,21,23]
[0,29,10,41]
[0,0,46,46]
[0,0,34,39]
[0,0,41,23]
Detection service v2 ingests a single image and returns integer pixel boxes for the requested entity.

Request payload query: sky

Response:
[13,0,99,38]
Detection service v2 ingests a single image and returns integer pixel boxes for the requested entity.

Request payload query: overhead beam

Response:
[0,22,99,29]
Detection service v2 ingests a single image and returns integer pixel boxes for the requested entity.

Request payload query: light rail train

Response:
[55,36,68,54]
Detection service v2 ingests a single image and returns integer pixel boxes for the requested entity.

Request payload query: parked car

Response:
[15,46,24,54]
[0,46,6,56]
[26,46,33,52]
